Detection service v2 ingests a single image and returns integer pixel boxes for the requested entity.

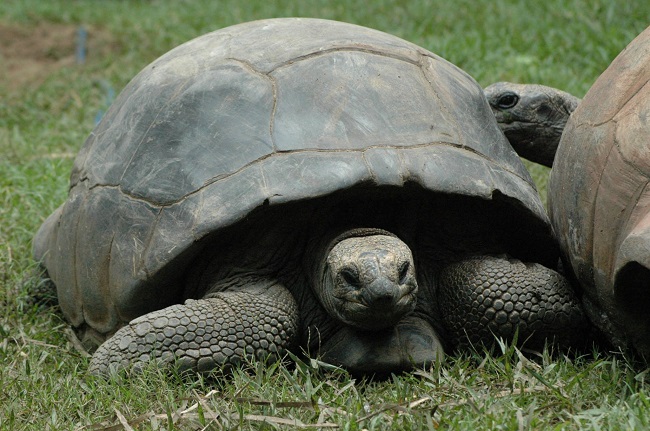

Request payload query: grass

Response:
[1,0,649,429]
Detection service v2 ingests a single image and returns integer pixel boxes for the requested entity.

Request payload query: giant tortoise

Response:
[33,18,586,376]
[485,27,650,357]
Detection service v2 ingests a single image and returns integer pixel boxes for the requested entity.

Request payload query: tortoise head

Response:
[316,229,418,331]
[484,82,580,168]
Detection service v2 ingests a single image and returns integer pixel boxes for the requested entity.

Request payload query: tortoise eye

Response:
[496,92,519,109]
[398,261,410,284]
[340,268,360,287]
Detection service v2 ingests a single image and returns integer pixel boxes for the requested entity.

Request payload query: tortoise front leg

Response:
[89,284,298,376]
[437,255,589,350]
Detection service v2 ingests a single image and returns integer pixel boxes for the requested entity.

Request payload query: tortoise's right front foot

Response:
[89,284,298,376]
[438,255,589,350]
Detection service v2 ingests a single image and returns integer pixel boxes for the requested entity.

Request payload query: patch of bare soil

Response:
[0,21,118,91]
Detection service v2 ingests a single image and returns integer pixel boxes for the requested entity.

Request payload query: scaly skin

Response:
[484,82,580,167]
[89,284,298,375]
[438,256,588,349]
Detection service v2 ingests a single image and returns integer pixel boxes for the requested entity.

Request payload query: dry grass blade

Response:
[356,403,409,422]
[85,413,152,431]
[87,388,340,430]
[316,405,349,425]
[29,152,77,160]
[236,397,315,408]
[241,414,338,428]
[20,335,61,350]
[64,326,92,357]
[179,389,219,415]
[436,383,557,410]
[113,408,134,431]
[408,396,435,409]
[184,389,224,430]
[137,411,339,429]
[196,399,221,430]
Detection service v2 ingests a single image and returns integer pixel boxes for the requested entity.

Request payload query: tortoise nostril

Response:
[398,261,410,284]
[363,280,400,308]
[340,267,360,288]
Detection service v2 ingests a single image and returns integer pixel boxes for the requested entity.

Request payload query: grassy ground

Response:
[1,1,649,429]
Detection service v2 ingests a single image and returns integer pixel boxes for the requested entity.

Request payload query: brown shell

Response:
[549,27,650,353]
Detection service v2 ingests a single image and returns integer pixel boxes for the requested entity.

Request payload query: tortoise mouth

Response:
[337,291,417,330]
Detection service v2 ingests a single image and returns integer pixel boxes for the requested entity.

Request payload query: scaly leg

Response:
[89,284,298,376]
[438,255,588,350]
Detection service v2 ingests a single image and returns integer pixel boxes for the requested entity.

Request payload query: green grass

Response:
[1,0,649,429]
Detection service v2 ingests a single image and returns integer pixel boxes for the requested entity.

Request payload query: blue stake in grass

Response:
[76,26,87,64]
[95,80,115,125]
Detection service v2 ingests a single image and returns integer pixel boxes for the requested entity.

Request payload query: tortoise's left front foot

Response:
[88,284,298,376]
[438,255,589,350]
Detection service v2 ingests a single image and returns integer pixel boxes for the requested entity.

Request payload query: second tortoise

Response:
[485,27,650,357]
